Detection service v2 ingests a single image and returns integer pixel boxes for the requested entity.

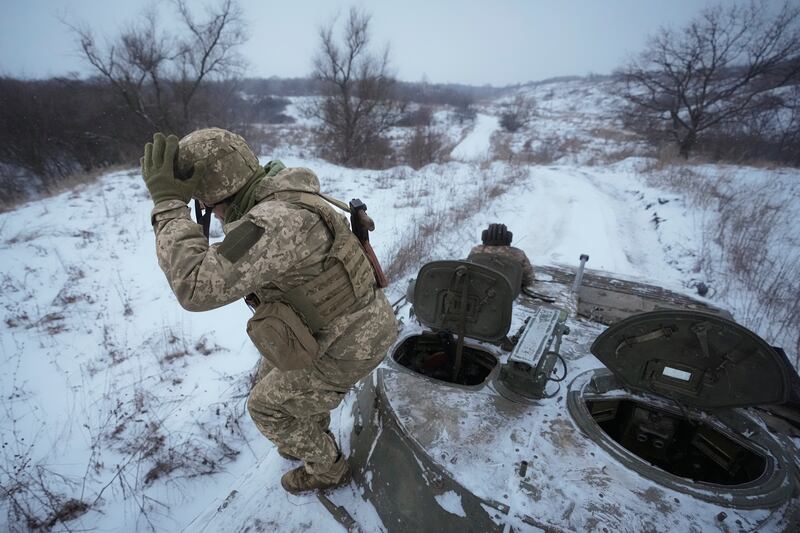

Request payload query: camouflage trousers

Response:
[247,291,397,476]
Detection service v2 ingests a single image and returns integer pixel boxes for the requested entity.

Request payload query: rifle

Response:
[349,198,389,288]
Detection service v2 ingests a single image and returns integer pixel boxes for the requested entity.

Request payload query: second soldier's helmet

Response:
[482,223,513,246]
[176,127,261,205]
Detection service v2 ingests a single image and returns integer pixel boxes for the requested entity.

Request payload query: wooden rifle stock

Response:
[349,199,389,288]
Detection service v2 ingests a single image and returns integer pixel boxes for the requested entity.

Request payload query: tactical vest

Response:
[245,189,376,371]
[242,166,378,371]
[274,190,375,330]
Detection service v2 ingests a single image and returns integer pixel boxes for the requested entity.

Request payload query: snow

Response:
[450,113,500,161]
[469,165,680,278]
[434,490,466,517]
[1,75,798,531]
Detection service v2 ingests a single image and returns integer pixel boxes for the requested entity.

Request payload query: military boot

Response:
[280,454,350,494]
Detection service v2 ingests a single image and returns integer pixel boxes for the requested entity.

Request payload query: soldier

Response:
[140,128,398,494]
[468,223,535,288]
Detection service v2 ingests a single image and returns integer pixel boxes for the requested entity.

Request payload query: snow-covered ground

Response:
[450,113,500,161]
[1,77,798,531]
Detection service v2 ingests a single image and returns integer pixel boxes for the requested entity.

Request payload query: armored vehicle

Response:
[344,256,800,532]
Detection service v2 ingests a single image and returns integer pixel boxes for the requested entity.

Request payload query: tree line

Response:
[0,76,287,202]
[1,0,799,206]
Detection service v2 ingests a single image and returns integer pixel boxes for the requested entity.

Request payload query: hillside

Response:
[1,76,798,531]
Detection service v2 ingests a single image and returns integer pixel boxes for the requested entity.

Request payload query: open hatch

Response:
[393,260,514,386]
[568,310,800,506]
[585,396,767,485]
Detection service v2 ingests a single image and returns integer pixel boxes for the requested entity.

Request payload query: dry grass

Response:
[384,161,527,282]
[498,134,593,166]
[589,127,639,143]
[646,164,800,364]
[1,464,91,531]
[0,324,244,529]
[585,146,640,166]
[0,164,132,214]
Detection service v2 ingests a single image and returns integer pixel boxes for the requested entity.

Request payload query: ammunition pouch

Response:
[246,301,320,371]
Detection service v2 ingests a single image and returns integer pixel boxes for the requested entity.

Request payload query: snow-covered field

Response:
[1,77,798,531]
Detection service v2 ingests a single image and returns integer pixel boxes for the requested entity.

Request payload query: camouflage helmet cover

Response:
[176,127,260,205]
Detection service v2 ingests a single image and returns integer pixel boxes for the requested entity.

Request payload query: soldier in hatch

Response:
[140,128,397,494]
[468,223,535,288]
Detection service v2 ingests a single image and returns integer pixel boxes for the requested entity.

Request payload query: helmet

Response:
[481,223,513,246]
[176,127,260,205]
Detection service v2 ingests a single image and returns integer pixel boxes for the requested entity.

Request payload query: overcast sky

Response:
[1,0,749,86]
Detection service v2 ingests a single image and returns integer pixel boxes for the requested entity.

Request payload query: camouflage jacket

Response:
[468,244,535,287]
[150,167,397,359]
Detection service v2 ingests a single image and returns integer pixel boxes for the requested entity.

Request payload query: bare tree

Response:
[66,0,246,136]
[622,1,800,158]
[452,93,477,124]
[308,7,403,168]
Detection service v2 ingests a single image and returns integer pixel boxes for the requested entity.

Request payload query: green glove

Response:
[141,132,203,205]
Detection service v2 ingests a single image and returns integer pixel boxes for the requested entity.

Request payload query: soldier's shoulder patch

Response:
[218,220,265,263]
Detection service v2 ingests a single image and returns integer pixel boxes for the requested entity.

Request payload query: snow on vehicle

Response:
[345,256,800,532]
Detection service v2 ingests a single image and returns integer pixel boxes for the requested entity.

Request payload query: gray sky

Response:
[1,0,742,85]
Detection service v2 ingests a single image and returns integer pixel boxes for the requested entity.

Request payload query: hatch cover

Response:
[412,260,514,342]
[590,310,792,408]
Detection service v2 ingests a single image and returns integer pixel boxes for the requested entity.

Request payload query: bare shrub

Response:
[587,146,639,166]
[518,137,567,165]
[0,77,140,206]
[242,123,313,156]
[499,94,536,133]
[496,160,530,189]
[393,81,503,107]
[404,126,447,169]
[247,96,295,124]
[696,111,800,167]
[397,106,434,127]
[452,93,477,124]
[589,127,638,144]
[1,462,90,531]
[0,365,94,531]
[1,1,249,208]
[640,143,685,171]
[99,375,247,497]
[490,134,515,162]
[0,323,244,530]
